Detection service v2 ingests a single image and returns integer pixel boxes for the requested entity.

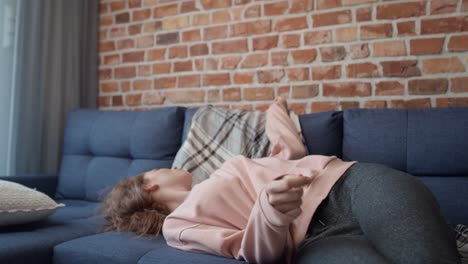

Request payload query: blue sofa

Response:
[1,106,467,264]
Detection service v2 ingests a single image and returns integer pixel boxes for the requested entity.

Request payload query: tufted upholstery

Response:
[55,107,186,202]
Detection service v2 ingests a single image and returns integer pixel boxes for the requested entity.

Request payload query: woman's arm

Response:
[266,97,307,160]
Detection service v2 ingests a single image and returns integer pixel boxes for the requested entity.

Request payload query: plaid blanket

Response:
[172,106,271,186]
[456,224,468,263]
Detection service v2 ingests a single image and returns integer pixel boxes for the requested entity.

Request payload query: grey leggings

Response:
[294,163,461,264]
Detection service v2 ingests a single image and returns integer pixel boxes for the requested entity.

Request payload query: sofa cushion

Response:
[0,216,103,264]
[342,109,408,171]
[49,200,100,222]
[419,176,468,225]
[299,111,343,158]
[54,232,162,264]
[183,108,198,142]
[407,107,468,176]
[56,107,185,202]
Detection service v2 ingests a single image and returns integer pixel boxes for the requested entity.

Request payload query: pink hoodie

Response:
[163,102,357,263]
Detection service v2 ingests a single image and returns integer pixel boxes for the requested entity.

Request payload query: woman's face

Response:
[143,168,192,193]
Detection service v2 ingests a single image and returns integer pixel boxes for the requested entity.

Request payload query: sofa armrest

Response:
[0,174,58,198]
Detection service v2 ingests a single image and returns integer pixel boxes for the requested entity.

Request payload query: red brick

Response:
[152,62,171,75]
[221,56,241,70]
[99,41,115,52]
[156,32,179,45]
[304,30,332,46]
[205,58,218,70]
[397,21,416,36]
[347,63,379,78]
[320,46,346,62]
[178,75,200,88]
[291,49,317,64]
[275,16,308,32]
[231,104,253,111]
[204,73,231,86]
[253,35,278,51]
[451,77,468,93]
[272,51,289,66]
[278,86,290,98]
[147,48,166,61]
[356,7,372,22]
[264,1,289,16]
[289,0,314,13]
[121,82,130,92]
[423,57,465,74]
[99,96,111,107]
[193,13,209,26]
[129,24,142,35]
[317,0,341,9]
[231,20,271,36]
[190,44,209,56]
[323,82,371,97]
[137,35,153,48]
[100,15,113,27]
[312,65,341,80]
[125,94,142,106]
[313,10,351,27]
[343,0,377,5]
[142,21,162,33]
[390,99,432,109]
[410,37,444,55]
[116,12,130,23]
[104,54,120,65]
[448,35,468,51]
[244,87,275,101]
[372,40,406,57]
[123,51,144,63]
[288,103,307,115]
[181,1,199,13]
[165,90,205,103]
[223,88,241,101]
[168,45,187,59]
[133,80,152,91]
[287,67,310,81]
[233,72,254,84]
[154,77,176,89]
[340,101,360,111]
[212,39,248,54]
[437,97,468,107]
[182,29,201,42]
[421,17,464,34]
[129,0,141,8]
[430,0,457,14]
[230,6,244,20]
[111,2,125,11]
[101,82,119,93]
[115,66,136,79]
[133,9,151,21]
[99,69,112,80]
[360,24,392,40]
[212,10,230,24]
[282,34,300,48]
[244,4,260,18]
[174,60,193,72]
[364,100,387,109]
[350,44,369,59]
[138,65,151,76]
[335,27,356,42]
[375,81,404,96]
[241,53,268,68]
[311,102,338,113]
[409,79,448,95]
[204,26,228,40]
[154,4,178,18]
[99,3,109,14]
[377,2,425,19]
[112,95,123,107]
[257,69,285,83]
[291,85,319,99]
[200,0,231,9]
[463,0,468,11]
[381,60,421,77]
[207,90,220,103]
[109,27,126,38]
[142,92,165,105]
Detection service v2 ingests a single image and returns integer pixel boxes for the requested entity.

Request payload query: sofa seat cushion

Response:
[0,216,103,264]
[138,243,247,264]
[49,199,100,222]
[53,232,166,264]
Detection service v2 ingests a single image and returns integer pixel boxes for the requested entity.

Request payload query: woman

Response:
[102,98,460,264]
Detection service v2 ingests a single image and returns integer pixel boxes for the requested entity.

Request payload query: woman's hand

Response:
[265,174,312,218]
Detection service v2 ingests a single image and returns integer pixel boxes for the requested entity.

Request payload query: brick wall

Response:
[98,0,468,113]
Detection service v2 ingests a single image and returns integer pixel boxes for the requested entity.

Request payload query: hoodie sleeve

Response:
[266,101,307,160]
[163,189,294,264]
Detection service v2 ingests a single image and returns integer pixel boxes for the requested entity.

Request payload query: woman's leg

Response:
[294,235,390,264]
[347,163,460,264]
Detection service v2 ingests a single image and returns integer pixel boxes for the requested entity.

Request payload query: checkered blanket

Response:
[456,224,468,263]
[172,106,271,186]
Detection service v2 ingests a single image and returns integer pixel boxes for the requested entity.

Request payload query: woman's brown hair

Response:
[101,173,170,238]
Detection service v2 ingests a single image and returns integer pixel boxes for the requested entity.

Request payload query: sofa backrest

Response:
[55,107,185,202]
